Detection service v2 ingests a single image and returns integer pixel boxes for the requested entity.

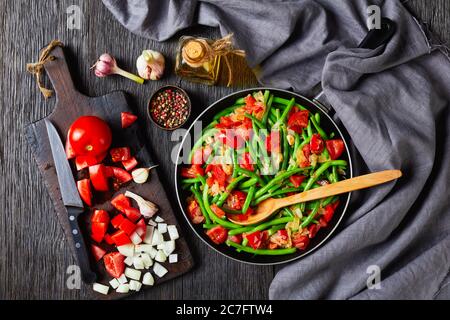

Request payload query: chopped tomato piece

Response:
[91,210,109,223]
[216,129,245,149]
[135,218,146,239]
[239,152,254,171]
[124,207,141,223]
[287,110,309,133]
[192,146,213,165]
[111,194,131,213]
[75,152,107,171]
[122,157,138,171]
[245,230,265,250]
[65,138,76,160]
[265,131,280,153]
[181,164,205,178]
[110,147,131,162]
[292,233,310,250]
[326,139,345,160]
[104,234,114,245]
[226,190,247,211]
[110,167,133,184]
[228,234,243,244]
[205,164,228,188]
[119,218,136,236]
[289,175,306,188]
[91,222,108,243]
[111,214,125,229]
[297,144,311,168]
[244,94,256,107]
[103,252,125,278]
[308,224,320,238]
[310,133,324,155]
[187,199,205,224]
[121,112,138,129]
[323,200,339,223]
[91,244,106,262]
[77,179,92,206]
[89,164,109,192]
[206,226,228,245]
[210,204,226,219]
[111,230,132,246]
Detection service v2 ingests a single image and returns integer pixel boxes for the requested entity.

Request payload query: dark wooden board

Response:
[24,46,194,299]
[0,0,448,299]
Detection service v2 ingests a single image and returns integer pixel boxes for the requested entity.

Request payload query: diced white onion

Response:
[116,283,130,293]
[141,253,153,268]
[155,216,164,223]
[109,278,120,289]
[129,280,142,291]
[93,283,109,295]
[169,254,178,264]
[151,228,164,246]
[142,272,154,286]
[158,223,167,234]
[148,246,158,259]
[143,226,154,244]
[167,225,179,240]
[117,244,135,257]
[155,250,167,263]
[133,257,145,270]
[125,267,141,281]
[117,274,128,284]
[124,256,134,266]
[148,220,157,227]
[131,232,143,245]
[153,262,168,278]
[163,240,176,256]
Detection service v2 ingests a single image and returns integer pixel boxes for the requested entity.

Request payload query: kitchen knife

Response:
[45,119,97,284]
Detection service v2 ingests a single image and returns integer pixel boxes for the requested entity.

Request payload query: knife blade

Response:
[45,119,96,283]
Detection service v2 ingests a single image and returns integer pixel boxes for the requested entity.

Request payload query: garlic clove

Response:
[132,168,149,184]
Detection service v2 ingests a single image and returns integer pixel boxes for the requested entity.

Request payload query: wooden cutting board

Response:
[24,46,194,299]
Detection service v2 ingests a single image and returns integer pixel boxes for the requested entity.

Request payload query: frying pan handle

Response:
[313,18,396,113]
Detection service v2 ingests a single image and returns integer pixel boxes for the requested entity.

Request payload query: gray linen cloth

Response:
[102,0,450,299]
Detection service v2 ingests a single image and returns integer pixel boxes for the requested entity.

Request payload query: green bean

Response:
[252,193,273,206]
[322,195,338,207]
[211,194,220,204]
[232,149,238,178]
[244,113,265,130]
[228,217,293,236]
[181,177,202,185]
[226,240,297,255]
[236,166,266,186]
[303,160,347,191]
[203,184,241,229]
[283,207,294,217]
[239,177,258,189]
[277,98,295,124]
[262,94,273,125]
[241,237,249,247]
[202,224,218,229]
[315,113,320,125]
[310,114,328,139]
[190,186,211,225]
[242,186,256,213]
[268,224,286,236]
[216,175,247,206]
[281,126,289,170]
[188,128,218,162]
[300,201,320,228]
[221,207,243,215]
[254,168,307,199]
[235,97,245,105]
[307,121,313,137]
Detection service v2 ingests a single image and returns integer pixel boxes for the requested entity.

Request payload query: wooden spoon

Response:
[228,170,402,226]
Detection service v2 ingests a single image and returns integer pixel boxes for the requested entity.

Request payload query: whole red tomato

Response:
[68,116,112,157]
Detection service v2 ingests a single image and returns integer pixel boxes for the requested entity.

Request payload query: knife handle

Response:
[67,207,97,284]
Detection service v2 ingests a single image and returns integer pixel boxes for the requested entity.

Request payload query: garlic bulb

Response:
[136,50,165,80]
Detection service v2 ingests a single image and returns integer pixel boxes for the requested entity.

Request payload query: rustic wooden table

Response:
[0,0,448,299]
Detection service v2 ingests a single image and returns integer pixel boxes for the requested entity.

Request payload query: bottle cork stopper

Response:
[183,40,206,61]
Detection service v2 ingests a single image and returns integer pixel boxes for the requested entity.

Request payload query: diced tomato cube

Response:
[91,210,109,223]
[122,157,138,171]
[206,226,228,244]
[75,152,106,171]
[124,207,141,223]
[111,194,131,213]
[121,112,138,129]
[77,179,92,206]
[104,233,114,245]
[119,218,137,236]
[91,222,108,243]
[136,219,146,239]
[110,147,131,162]
[111,214,125,229]
[89,164,110,192]
[110,167,133,184]
[91,244,106,262]
[111,230,132,246]
[103,252,125,278]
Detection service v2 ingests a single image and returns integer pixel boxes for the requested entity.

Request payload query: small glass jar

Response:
[175,36,222,86]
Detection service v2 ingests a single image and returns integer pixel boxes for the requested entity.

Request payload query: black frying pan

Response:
[174,18,396,265]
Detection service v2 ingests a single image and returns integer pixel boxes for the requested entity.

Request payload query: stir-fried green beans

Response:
[182,90,348,257]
